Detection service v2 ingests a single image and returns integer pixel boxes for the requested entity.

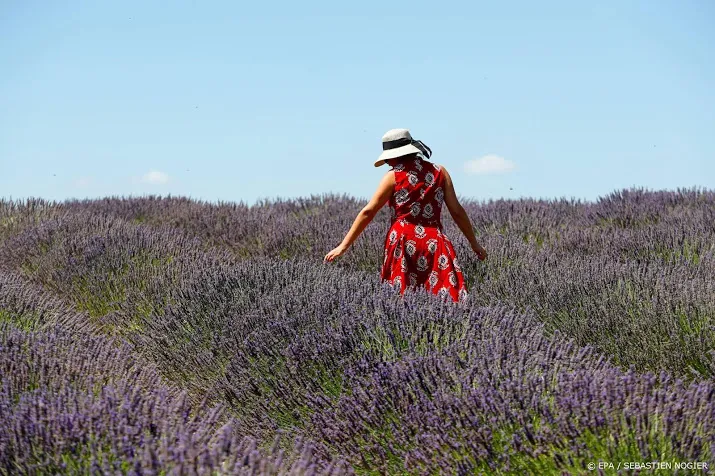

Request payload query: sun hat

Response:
[374,128,432,167]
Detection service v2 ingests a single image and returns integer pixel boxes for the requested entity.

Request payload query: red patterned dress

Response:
[380,157,468,303]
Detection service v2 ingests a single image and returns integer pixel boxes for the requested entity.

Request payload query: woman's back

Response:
[388,157,445,229]
[382,156,468,302]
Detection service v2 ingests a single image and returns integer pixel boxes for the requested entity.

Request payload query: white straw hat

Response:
[374,128,432,167]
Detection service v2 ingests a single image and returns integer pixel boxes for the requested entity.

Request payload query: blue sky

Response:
[1,1,713,206]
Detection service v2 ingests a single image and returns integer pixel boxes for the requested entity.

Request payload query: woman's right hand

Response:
[472,243,488,261]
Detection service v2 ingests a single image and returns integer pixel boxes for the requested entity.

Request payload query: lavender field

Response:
[0,187,714,475]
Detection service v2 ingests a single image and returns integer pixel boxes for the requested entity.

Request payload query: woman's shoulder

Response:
[434,163,449,175]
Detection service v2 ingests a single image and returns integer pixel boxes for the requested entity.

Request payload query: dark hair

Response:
[387,153,419,167]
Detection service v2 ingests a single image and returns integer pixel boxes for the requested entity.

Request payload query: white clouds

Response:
[464,155,516,175]
[141,170,170,184]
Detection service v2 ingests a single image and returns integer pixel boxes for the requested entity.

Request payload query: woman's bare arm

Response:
[440,166,486,257]
[324,171,395,262]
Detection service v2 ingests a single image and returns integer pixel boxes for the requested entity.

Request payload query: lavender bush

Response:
[0,320,350,475]
[0,270,91,333]
[308,317,715,473]
[2,187,713,377]
[0,186,713,474]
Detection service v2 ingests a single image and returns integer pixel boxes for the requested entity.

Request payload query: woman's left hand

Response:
[324,244,348,262]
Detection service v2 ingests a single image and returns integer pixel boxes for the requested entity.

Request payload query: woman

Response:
[324,128,487,302]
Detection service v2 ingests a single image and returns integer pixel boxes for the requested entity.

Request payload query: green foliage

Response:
[0,308,42,332]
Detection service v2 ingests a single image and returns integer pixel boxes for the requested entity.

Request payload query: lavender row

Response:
[0,190,714,472]
[0,321,351,475]
[0,270,92,333]
[0,267,350,474]
[310,340,715,473]
[118,259,715,472]
[0,210,232,337]
[2,189,713,377]
[4,187,713,269]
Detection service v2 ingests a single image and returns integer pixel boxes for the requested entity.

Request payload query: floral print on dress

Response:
[422,203,434,219]
[408,170,419,186]
[381,157,468,303]
[428,271,439,288]
[414,225,426,239]
[416,255,429,272]
[437,254,449,270]
[427,239,438,254]
[395,189,410,206]
[435,187,444,205]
